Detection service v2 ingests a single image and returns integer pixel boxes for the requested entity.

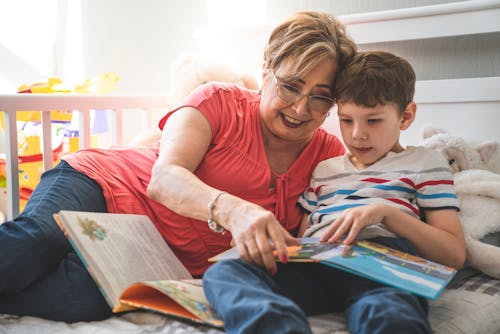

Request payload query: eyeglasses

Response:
[271,71,335,114]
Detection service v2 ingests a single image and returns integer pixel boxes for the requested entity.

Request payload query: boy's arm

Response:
[374,206,466,269]
[411,208,466,268]
[297,214,309,237]
[320,204,466,269]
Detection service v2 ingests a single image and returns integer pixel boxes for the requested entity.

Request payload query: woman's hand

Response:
[320,204,387,244]
[227,201,299,275]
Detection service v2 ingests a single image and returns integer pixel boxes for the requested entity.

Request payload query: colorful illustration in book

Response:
[78,217,107,241]
[279,243,339,260]
[149,281,222,326]
[357,240,454,280]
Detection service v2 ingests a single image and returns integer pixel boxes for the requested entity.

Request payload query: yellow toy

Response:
[74,72,120,94]
[17,77,71,94]
[0,73,119,214]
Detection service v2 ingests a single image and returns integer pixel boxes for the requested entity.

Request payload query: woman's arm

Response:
[147,107,296,274]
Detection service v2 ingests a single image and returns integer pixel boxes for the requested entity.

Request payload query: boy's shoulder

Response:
[313,154,348,178]
[407,146,449,167]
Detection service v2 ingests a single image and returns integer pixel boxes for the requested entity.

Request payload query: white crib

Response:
[0,94,168,220]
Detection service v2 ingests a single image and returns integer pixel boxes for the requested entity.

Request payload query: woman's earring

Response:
[326,111,331,117]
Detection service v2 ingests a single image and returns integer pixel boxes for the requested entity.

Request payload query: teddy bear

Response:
[421,125,500,279]
[421,126,500,174]
[128,54,259,146]
[166,53,258,107]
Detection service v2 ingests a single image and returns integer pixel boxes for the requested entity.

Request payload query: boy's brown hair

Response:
[334,51,416,112]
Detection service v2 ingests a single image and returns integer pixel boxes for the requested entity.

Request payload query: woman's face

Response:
[259,59,336,145]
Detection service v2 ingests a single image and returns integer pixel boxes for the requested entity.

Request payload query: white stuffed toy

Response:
[421,126,500,278]
[454,170,500,278]
[421,126,500,174]
[167,54,258,107]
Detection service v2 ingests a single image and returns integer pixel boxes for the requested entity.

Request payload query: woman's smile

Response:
[281,113,307,128]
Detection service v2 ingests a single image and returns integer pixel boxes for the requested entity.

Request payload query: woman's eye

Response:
[282,83,300,94]
[448,159,455,165]
[311,95,334,103]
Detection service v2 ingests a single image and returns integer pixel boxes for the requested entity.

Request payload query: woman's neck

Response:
[261,127,312,175]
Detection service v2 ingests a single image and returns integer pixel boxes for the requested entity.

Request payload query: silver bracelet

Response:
[208,191,226,234]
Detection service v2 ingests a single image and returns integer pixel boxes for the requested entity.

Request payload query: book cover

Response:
[54,210,223,327]
[210,238,456,300]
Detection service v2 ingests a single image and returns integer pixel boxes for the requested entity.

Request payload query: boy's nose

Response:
[352,124,367,140]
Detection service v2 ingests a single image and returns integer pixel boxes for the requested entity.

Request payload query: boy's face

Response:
[337,101,415,169]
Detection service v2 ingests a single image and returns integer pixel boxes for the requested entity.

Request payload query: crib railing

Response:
[0,94,169,219]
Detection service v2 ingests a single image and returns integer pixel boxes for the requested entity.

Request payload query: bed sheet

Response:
[1,270,499,334]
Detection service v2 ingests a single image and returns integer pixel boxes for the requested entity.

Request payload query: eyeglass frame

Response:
[270,70,336,114]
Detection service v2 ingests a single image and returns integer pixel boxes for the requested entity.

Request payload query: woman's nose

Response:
[291,96,309,115]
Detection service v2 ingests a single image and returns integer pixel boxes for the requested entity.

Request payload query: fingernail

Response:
[280,255,288,264]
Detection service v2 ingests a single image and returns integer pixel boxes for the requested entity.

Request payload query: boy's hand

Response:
[320,204,387,244]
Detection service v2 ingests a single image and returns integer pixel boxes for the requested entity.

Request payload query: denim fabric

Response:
[0,160,112,321]
[204,259,313,334]
[203,237,432,334]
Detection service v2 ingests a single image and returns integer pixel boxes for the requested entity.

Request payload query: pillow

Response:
[482,231,500,247]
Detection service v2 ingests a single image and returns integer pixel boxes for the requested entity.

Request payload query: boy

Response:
[298,51,465,268]
[204,51,466,334]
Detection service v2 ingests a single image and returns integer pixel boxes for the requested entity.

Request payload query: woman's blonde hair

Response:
[264,11,357,81]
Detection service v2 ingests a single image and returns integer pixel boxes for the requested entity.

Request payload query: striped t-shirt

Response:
[299,146,460,239]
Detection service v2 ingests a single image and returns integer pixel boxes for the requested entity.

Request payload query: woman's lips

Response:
[281,113,305,128]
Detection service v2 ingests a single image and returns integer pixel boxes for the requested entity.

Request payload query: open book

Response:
[210,237,457,300]
[54,210,223,327]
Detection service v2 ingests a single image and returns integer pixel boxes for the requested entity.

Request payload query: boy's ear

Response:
[399,101,416,130]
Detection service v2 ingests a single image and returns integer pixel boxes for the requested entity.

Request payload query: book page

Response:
[209,237,331,262]
[120,279,223,327]
[55,211,192,308]
[311,240,456,299]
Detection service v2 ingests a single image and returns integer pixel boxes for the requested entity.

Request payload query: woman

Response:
[0,11,356,322]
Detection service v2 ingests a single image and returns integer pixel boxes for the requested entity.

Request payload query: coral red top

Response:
[64,83,345,277]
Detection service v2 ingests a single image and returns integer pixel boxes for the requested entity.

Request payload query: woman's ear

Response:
[400,101,416,130]
[261,62,270,80]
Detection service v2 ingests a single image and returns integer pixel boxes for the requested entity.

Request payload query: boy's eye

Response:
[340,118,352,124]
[367,119,381,124]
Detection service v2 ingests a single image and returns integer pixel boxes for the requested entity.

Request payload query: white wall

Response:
[80,0,207,95]
[2,0,499,146]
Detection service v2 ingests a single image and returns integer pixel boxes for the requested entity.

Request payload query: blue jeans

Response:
[203,237,431,334]
[0,160,112,322]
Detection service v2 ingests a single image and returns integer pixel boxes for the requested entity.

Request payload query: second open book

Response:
[54,210,223,327]
[55,211,457,327]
